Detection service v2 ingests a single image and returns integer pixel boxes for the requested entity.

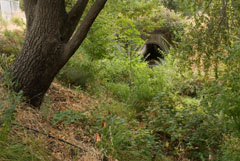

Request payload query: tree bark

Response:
[10,0,107,107]
[23,0,37,32]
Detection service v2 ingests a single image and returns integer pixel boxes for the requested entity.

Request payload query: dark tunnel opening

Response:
[143,43,165,64]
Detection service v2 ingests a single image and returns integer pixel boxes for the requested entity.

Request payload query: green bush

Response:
[57,53,98,89]
[201,37,240,134]
[97,57,131,84]
[145,93,225,160]
[95,55,174,112]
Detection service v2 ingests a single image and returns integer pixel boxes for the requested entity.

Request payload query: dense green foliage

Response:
[1,0,240,160]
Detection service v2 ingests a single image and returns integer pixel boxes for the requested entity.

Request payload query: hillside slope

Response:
[0,79,104,161]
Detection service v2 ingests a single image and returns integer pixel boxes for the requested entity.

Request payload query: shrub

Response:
[221,135,240,161]
[145,93,225,160]
[0,29,24,63]
[95,55,175,112]
[57,53,98,89]
[201,37,240,134]
[106,82,130,102]
[88,103,164,161]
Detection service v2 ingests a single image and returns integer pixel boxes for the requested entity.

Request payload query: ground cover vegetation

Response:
[1,0,240,160]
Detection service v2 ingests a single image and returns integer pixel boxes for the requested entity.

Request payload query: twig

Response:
[203,0,213,13]
[11,123,88,152]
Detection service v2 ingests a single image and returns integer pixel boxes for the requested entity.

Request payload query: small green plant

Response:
[40,96,52,121]
[221,135,240,161]
[89,108,164,161]
[0,136,52,161]
[11,17,25,28]
[0,69,22,143]
[0,88,22,143]
[51,109,87,126]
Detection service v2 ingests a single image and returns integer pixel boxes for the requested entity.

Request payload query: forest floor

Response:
[0,79,109,161]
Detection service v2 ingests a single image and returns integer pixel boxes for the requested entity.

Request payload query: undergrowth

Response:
[54,47,239,160]
[0,60,52,161]
[1,4,240,161]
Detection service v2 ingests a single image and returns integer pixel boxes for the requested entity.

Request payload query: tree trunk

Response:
[10,0,107,107]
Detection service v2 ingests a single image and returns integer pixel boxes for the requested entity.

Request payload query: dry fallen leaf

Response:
[96,133,101,142]
[102,121,107,127]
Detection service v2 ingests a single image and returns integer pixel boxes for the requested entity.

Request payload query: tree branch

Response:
[62,0,89,42]
[62,0,107,64]
[23,0,38,32]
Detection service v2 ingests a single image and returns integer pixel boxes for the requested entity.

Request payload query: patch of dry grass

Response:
[0,78,105,161]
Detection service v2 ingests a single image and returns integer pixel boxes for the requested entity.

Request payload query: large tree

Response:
[10,0,107,107]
